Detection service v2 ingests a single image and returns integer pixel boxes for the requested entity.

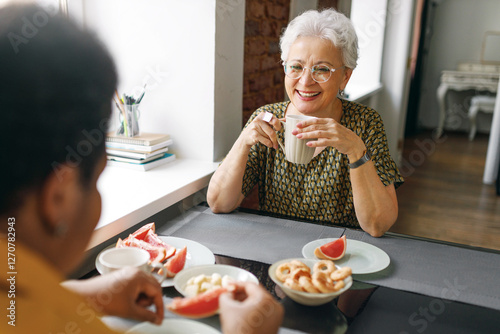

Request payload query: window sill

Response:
[88,158,219,249]
[345,82,383,102]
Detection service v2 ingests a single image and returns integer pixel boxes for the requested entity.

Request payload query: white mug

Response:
[98,247,168,283]
[278,115,316,164]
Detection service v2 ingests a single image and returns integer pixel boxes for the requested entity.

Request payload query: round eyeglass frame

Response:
[283,62,345,83]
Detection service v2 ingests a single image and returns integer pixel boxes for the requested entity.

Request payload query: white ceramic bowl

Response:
[174,264,259,297]
[269,258,352,306]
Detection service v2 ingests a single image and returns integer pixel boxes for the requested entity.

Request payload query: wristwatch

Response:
[349,150,371,169]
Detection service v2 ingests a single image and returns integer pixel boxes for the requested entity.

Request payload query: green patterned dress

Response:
[241,99,404,229]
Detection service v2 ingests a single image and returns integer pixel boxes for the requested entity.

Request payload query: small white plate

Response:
[126,318,221,334]
[96,236,215,287]
[302,238,390,274]
[269,258,352,306]
[174,264,259,297]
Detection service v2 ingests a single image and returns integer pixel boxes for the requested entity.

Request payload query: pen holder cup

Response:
[117,104,141,137]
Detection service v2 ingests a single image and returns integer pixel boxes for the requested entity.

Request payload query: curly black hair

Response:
[0,4,117,214]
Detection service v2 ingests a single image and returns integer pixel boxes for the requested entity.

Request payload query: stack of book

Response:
[106,133,176,171]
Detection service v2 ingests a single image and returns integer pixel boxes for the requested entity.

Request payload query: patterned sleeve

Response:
[363,110,404,188]
[241,108,266,197]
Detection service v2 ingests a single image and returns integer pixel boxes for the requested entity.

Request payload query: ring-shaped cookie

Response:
[284,277,303,292]
[298,275,320,293]
[290,267,310,281]
[330,267,352,281]
[331,280,345,292]
[312,271,335,293]
[276,263,294,282]
[313,260,335,275]
[289,260,310,272]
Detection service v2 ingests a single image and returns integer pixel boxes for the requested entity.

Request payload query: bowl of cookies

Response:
[269,258,352,306]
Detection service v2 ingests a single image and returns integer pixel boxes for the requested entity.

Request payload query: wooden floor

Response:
[390,131,500,251]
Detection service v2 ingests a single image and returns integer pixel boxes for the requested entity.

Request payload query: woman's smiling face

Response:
[284,36,352,118]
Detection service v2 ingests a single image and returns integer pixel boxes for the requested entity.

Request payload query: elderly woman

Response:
[208,9,403,237]
[0,4,282,333]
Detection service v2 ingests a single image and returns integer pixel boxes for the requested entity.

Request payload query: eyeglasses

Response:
[283,61,345,83]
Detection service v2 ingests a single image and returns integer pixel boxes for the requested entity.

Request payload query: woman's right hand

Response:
[241,112,283,150]
[219,282,284,334]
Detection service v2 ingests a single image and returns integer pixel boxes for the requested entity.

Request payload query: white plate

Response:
[96,236,215,287]
[126,318,221,334]
[174,264,259,297]
[302,238,390,274]
[268,258,352,306]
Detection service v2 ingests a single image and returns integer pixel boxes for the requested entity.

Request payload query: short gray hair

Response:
[280,9,358,69]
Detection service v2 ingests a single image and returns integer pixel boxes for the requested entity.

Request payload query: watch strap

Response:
[349,150,371,169]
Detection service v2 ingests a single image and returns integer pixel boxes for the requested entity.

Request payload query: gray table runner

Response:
[158,206,500,311]
[158,207,344,264]
[344,229,500,312]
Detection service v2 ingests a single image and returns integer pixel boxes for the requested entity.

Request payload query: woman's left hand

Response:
[292,117,366,161]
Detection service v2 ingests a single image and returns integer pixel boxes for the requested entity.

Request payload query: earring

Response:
[54,222,68,237]
[338,89,345,98]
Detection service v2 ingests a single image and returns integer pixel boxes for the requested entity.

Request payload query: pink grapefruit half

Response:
[314,235,347,260]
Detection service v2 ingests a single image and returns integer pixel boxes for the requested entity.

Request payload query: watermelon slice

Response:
[144,230,176,260]
[121,235,167,263]
[314,235,347,260]
[164,246,187,277]
[167,287,227,318]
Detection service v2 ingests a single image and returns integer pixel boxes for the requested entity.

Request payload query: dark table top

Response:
[99,205,500,333]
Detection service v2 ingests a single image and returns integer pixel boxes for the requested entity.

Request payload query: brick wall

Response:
[242,0,290,126]
[318,0,339,10]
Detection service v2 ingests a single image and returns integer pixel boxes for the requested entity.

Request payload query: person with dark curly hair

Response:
[0,4,282,333]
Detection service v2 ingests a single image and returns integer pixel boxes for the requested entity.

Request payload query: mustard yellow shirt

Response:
[0,236,120,333]
[242,100,404,228]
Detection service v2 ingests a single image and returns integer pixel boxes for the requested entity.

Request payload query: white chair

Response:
[468,95,496,140]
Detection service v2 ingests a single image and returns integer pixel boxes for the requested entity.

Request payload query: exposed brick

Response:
[318,0,339,10]
[261,20,271,37]
[248,75,272,92]
[245,19,260,37]
[268,3,288,20]
[261,56,281,71]
[248,1,265,19]
[263,86,275,102]
[243,96,258,114]
[243,78,249,95]
[276,22,286,38]
[244,55,261,75]
[255,93,267,109]
[269,41,280,55]
[246,37,267,56]
[275,86,285,101]
[274,70,285,85]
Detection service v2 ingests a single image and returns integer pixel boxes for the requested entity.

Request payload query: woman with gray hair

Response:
[208,8,403,237]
